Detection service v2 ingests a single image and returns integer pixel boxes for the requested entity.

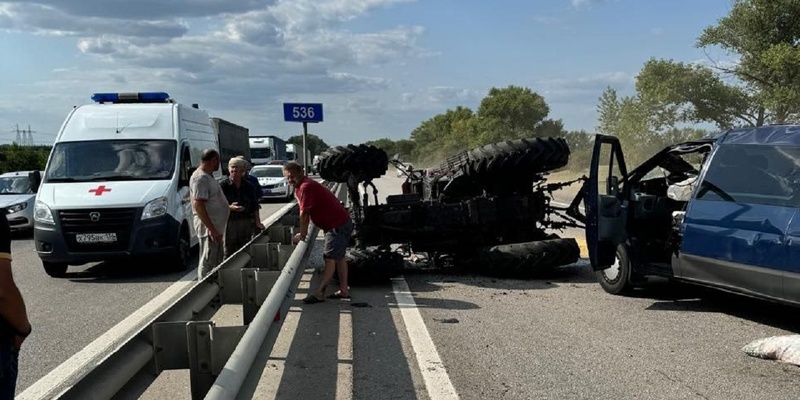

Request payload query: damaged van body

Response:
[585,125,800,306]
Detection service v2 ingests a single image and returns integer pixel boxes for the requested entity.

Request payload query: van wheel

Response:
[43,261,68,278]
[595,244,636,295]
[169,225,191,272]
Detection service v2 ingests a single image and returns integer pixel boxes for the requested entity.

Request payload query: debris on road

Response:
[742,335,800,366]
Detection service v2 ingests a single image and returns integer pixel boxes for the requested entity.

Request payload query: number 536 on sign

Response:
[283,103,323,123]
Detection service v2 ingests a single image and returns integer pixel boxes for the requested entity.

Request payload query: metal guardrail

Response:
[20,181,342,400]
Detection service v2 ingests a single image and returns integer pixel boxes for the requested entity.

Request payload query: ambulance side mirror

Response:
[29,170,42,193]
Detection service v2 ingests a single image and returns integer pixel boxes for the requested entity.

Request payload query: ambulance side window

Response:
[179,147,191,188]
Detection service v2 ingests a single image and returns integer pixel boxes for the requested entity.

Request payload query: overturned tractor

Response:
[316,138,586,284]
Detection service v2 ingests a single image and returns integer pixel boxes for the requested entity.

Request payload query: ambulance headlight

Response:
[34,201,54,224]
[142,197,168,220]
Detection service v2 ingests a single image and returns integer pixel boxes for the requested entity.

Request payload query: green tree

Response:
[532,118,567,138]
[636,0,800,128]
[410,106,474,164]
[476,85,550,141]
[286,134,329,157]
[561,130,594,171]
[393,139,416,160]
[400,85,563,167]
[636,59,752,129]
[363,138,418,162]
[0,144,50,172]
[364,138,398,157]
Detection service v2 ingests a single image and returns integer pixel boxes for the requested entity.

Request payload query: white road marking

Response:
[336,309,354,400]
[18,270,197,400]
[392,277,459,400]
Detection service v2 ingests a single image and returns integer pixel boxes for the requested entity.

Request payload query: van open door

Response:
[585,135,628,270]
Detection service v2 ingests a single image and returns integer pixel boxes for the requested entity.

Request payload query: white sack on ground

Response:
[742,335,800,366]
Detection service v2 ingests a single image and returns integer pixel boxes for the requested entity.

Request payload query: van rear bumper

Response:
[34,216,182,265]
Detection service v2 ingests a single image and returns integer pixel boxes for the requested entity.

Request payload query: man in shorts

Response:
[283,161,353,303]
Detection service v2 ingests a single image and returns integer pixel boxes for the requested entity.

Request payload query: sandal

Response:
[327,291,351,299]
[302,295,324,304]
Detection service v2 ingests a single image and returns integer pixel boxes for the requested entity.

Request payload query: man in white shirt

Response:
[190,149,230,279]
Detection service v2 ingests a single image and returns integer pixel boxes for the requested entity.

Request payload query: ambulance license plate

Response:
[76,233,117,243]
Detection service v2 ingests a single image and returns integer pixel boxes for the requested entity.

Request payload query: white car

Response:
[251,165,293,201]
[0,170,42,231]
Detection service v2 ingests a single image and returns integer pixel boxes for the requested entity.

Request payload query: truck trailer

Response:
[211,118,250,174]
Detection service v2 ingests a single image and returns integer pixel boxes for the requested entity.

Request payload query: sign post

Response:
[283,103,323,175]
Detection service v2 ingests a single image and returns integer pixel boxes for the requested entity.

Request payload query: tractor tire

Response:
[346,247,404,285]
[318,144,389,183]
[465,137,570,177]
[475,238,580,279]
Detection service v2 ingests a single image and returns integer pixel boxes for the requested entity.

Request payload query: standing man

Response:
[283,161,353,303]
[220,157,264,259]
[0,209,31,397]
[190,149,230,280]
[235,156,264,238]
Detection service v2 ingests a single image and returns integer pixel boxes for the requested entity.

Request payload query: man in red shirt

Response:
[284,162,354,303]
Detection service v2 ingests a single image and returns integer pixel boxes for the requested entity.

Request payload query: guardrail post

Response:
[249,241,297,271]
[249,242,270,269]
[277,244,295,268]
[241,269,258,325]
[153,321,191,374]
[188,321,215,399]
[241,268,281,324]
[267,224,296,245]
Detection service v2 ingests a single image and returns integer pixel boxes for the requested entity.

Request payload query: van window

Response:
[45,140,177,182]
[695,144,800,207]
[179,146,191,186]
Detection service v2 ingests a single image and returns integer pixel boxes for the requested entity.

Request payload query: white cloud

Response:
[0,0,430,145]
[570,0,613,8]
[651,27,664,36]
[536,71,635,103]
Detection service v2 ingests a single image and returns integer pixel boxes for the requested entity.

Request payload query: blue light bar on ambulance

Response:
[91,92,171,103]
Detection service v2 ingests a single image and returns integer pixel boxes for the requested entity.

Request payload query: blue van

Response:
[586,125,800,305]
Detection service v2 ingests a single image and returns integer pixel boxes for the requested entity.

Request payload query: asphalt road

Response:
[243,174,800,400]
[12,197,293,394]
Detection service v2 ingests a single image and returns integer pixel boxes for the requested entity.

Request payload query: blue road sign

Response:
[283,103,323,123]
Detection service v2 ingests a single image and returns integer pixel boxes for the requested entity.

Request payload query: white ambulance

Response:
[33,92,219,277]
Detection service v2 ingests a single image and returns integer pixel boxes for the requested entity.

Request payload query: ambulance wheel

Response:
[169,225,192,272]
[43,261,68,278]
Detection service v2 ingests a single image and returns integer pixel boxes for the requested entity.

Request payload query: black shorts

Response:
[323,219,353,260]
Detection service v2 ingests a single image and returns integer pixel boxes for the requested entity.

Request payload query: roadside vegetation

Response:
[0,144,51,172]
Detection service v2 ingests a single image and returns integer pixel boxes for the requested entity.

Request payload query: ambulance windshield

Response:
[45,140,177,183]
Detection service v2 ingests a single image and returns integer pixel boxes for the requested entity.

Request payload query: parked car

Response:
[251,165,293,201]
[584,125,800,306]
[0,170,42,231]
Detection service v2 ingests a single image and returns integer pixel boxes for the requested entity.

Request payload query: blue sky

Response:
[0,0,734,146]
